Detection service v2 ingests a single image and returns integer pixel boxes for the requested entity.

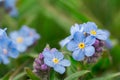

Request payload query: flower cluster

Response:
[10,25,40,52]
[33,47,70,74]
[33,53,49,77]
[0,28,19,64]
[60,22,109,61]
[5,0,18,17]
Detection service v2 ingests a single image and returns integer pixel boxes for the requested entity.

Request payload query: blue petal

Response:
[105,39,113,49]
[84,22,97,33]
[54,65,65,74]
[85,36,96,46]
[17,45,27,52]
[73,32,85,42]
[9,31,19,39]
[66,40,77,51]
[59,59,70,67]
[5,0,16,8]
[72,49,85,61]
[59,36,73,47]
[85,46,95,57]
[8,48,19,58]
[0,28,7,38]
[96,29,109,40]
[54,51,64,60]
[0,55,9,64]
[24,37,34,46]
[70,24,80,35]
[43,51,53,59]
[50,48,58,53]
[10,8,18,17]
[44,58,54,67]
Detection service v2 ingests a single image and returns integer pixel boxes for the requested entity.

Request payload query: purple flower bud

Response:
[96,47,102,53]
[99,41,105,47]
[35,58,41,65]
[34,65,41,70]
[41,64,48,71]
[39,53,44,60]
[33,52,50,77]
[93,39,100,48]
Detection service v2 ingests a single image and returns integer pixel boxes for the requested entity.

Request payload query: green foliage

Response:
[25,67,40,80]
[1,0,120,80]
[64,70,90,80]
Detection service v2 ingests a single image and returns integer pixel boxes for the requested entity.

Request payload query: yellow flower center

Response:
[16,37,23,43]
[90,30,96,35]
[52,58,59,64]
[78,43,85,49]
[3,49,8,54]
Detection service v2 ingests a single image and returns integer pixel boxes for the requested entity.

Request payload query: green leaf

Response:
[64,70,90,80]
[25,67,40,80]
[91,72,120,80]
[0,70,14,80]
[13,72,26,80]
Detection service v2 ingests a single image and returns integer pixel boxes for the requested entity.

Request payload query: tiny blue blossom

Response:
[19,25,40,42]
[60,24,84,47]
[83,22,109,41]
[67,32,95,61]
[10,30,34,52]
[0,28,19,64]
[5,0,18,17]
[104,30,113,49]
[43,48,70,74]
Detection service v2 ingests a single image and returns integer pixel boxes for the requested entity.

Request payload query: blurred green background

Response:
[1,0,120,79]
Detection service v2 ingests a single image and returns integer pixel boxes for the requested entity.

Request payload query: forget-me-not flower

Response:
[5,0,18,17]
[67,32,95,61]
[43,48,70,74]
[60,24,84,47]
[10,30,34,52]
[83,22,109,41]
[19,25,40,42]
[0,28,19,64]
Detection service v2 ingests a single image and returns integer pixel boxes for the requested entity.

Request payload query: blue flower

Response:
[67,32,95,61]
[19,25,40,42]
[83,22,109,41]
[0,28,19,64]
[60,24,84,47]
[43,48,70,74]
[5,0,18,17]
[10,30,34,52]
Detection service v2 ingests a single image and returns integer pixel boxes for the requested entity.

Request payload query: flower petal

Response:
[96,29,109,40]
[59,59,70,67]
[44,58,54,67]
[59,36,73,47]
[54,51,64,60]
[10,7,18,17]
[84,22,97,33]
[9,31,19,39]
[54,65,65,74]
[85,36,96,46]
[72,49,85,61]
[66,40,77,51]
[43,51,53,59]
[17,45,27,52]
[73,32,85,42]
[0,55,9,64]
[70,24,80,35]
[8,48,19,58]
[24,37,34,46]
[85,46,95,57]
